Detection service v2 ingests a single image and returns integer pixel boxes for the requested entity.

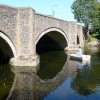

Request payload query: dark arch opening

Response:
[77,35,80,44]
[0,37,14,65]
[36,31,68,55]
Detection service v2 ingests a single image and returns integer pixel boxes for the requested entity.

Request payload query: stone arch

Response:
[0,32,16,57]
[36,27,69,45]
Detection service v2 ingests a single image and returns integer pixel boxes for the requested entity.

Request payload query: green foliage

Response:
[71,0,100,38]
[71,0,98,28]
[91,32,99,38]
[90,28,100,40]
[84,41,88,47]
[91,2,100,29]
[87,34,98,42]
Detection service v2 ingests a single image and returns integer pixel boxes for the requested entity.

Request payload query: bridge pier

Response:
[9,54,39,67]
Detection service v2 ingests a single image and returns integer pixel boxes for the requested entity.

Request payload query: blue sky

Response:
[0,0,75,21]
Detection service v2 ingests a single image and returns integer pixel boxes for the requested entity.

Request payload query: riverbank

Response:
[84,35,100,50]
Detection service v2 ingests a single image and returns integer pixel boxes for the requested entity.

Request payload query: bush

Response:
[87,35,98,42]
[91,32,99,38]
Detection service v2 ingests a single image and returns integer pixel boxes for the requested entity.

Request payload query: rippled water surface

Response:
[0,50,100,100]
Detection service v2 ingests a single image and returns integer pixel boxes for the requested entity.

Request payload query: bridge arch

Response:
[36,28,68,54]
[0,32,16,58]
[36,28,69,45]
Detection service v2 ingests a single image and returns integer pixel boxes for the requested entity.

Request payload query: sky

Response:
[0,0,76,21]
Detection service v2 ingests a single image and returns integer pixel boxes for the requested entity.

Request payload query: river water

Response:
[0,49,100,100]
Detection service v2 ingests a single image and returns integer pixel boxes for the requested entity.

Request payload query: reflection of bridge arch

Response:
[0,32,16,57]
[36,28,69,46]
[7,60,68,100]
[7,58,78,100]
[35,60,68,91]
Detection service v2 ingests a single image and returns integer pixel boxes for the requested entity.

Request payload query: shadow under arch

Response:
[77,33,80,45]
[0,31,16,64]
[36,28,69,44]
[36,28,68,54]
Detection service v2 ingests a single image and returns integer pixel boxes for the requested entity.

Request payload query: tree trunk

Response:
[87,29,89,36]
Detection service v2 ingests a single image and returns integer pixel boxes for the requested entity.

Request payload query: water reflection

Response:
[6,50,78,100]
[0,64,14,100]
[37,50,68,79]
[71,63,100,97]
[7,50,70,100]
[76,60,91,69]
[7,66,36,100]
[42,51,100,100]
[0,50,100,100]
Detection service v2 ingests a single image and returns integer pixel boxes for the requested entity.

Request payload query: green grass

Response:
[87,35,98,42]
[84,41,88,48]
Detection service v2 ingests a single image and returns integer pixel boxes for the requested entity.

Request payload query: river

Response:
[0,49,100,100]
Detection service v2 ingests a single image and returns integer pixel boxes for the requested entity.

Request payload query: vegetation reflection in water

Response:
[71,64,100,96]
[0,64,14,100]
[0,50,100,100]
[5,50,68,100]
[41,50,100,100]
[37,50,67,79]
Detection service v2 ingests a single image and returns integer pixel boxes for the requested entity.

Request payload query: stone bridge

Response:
[0,4,84,66]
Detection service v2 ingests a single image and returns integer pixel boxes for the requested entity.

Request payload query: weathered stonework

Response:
[0,5,17,50]
[0,4,84,66]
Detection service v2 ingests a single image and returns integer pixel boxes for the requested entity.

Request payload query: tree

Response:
[91,2,100,29]
[71,0,98,37]
[89,2,100,39]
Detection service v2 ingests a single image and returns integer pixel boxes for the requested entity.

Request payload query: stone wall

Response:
[35,13,69,42]
[17,8,35,55]
[68,21,77,50]
[0,5,17,52]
